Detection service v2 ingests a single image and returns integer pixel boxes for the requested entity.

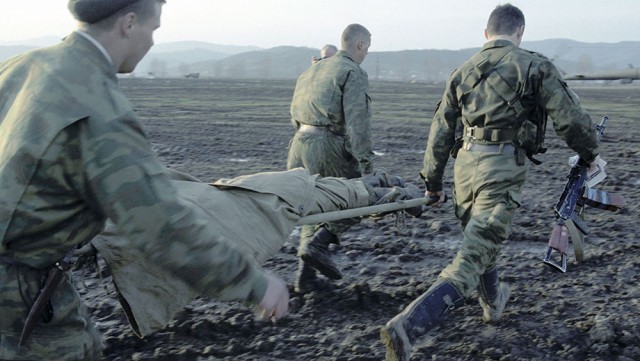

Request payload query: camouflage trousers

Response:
[0,262,102,360]
[439,146,527,297]
[287,131,362,244]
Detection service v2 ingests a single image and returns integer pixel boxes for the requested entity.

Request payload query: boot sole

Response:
[300,254,342,280]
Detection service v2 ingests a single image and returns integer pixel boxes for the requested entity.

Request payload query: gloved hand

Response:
[425,190,446,207]
[256,271,289,321]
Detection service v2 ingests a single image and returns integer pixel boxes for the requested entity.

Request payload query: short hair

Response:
[486,3,525,36]
[341,24,371,50]
[91,0,165,29]
[320,44,338,57]
[321,44,338,53]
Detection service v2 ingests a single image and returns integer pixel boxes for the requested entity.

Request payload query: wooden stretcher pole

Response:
[296,197,429,225]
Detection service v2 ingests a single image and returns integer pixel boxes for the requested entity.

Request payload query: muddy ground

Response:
[78,79,639,361]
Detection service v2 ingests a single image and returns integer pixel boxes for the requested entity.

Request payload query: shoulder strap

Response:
[469,46,527,121]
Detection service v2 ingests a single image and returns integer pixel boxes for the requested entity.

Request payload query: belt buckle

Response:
[465,126,477,140]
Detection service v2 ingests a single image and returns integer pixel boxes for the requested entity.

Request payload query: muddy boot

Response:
[477,266,511,323]
[294,259,319,293]
[299,227,342,280]
[380,280,464,361]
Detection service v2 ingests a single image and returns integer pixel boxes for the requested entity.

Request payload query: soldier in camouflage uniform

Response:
[0,2,423,359]
[0,1,291,359]
[288,23,374,292]
[380,4,603,360]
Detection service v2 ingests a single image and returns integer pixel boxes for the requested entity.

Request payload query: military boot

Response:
[294,259,319,293]
[477,266,511,323]
[299,227,342,280]
[380,280,465,361]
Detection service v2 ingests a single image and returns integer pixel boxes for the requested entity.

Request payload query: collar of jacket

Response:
[482,39,517,52]
[62,31,119,80]
[335,50,357,64]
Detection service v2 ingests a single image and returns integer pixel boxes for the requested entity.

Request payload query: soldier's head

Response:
[320,44,338,59]
[485,3,525,46]
[312,44,339,65]
[341,24,371,65]
[68,0,166,74]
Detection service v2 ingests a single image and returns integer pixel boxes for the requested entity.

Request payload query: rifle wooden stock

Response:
[544,218,588,272]
[582,188,627,210]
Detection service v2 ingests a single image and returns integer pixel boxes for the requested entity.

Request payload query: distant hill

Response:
[184,46,318,79]
[177,39,640,83]
[2,38,639,82]
[0,36,64,61]
[151,41,260,54]
[521,38,640,75]
[0,45,36,63]
[361,48,479,82]
[0,36,62,47]
[136,41,263,76]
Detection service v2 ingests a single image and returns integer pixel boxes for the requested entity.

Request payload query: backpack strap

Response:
[465,46,547,165]
[468,46,527,122]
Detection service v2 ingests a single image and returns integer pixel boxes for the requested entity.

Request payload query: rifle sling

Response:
[564,219,585,263]
[570,211,590,235]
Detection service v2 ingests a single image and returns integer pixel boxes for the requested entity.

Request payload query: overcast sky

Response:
[1,0,638,51]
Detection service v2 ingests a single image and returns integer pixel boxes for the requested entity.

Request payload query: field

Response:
[85,78,639,360]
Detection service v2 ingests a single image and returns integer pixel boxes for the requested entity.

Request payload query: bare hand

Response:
[425,191,446,207]
[256,272,289,321]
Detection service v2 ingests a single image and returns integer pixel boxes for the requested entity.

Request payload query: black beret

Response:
[68,0,143,23]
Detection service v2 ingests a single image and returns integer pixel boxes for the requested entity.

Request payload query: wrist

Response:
[426,182,443,192]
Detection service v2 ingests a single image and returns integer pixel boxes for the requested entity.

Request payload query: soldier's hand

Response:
[425,191,446,207]
[256,271,289,321]
[567,155,580,168]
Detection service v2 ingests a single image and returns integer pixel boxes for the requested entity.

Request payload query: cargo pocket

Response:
[453,187,462,219]
[485,191,521,240]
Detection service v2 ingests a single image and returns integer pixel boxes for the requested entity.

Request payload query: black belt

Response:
[464,126,515,142]
[462,142,516,155]
[298,124,341,136]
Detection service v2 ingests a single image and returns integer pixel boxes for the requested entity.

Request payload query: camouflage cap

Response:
[68,0,143,23]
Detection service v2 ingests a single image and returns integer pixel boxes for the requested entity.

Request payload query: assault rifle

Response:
[543,116,626,272]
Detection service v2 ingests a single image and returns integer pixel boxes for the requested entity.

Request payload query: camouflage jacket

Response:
[422,39,600,192]
[0,32,268,304]
[290,50,374,173]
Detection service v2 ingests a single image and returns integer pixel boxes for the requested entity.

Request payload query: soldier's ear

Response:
[120,12,138,37]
